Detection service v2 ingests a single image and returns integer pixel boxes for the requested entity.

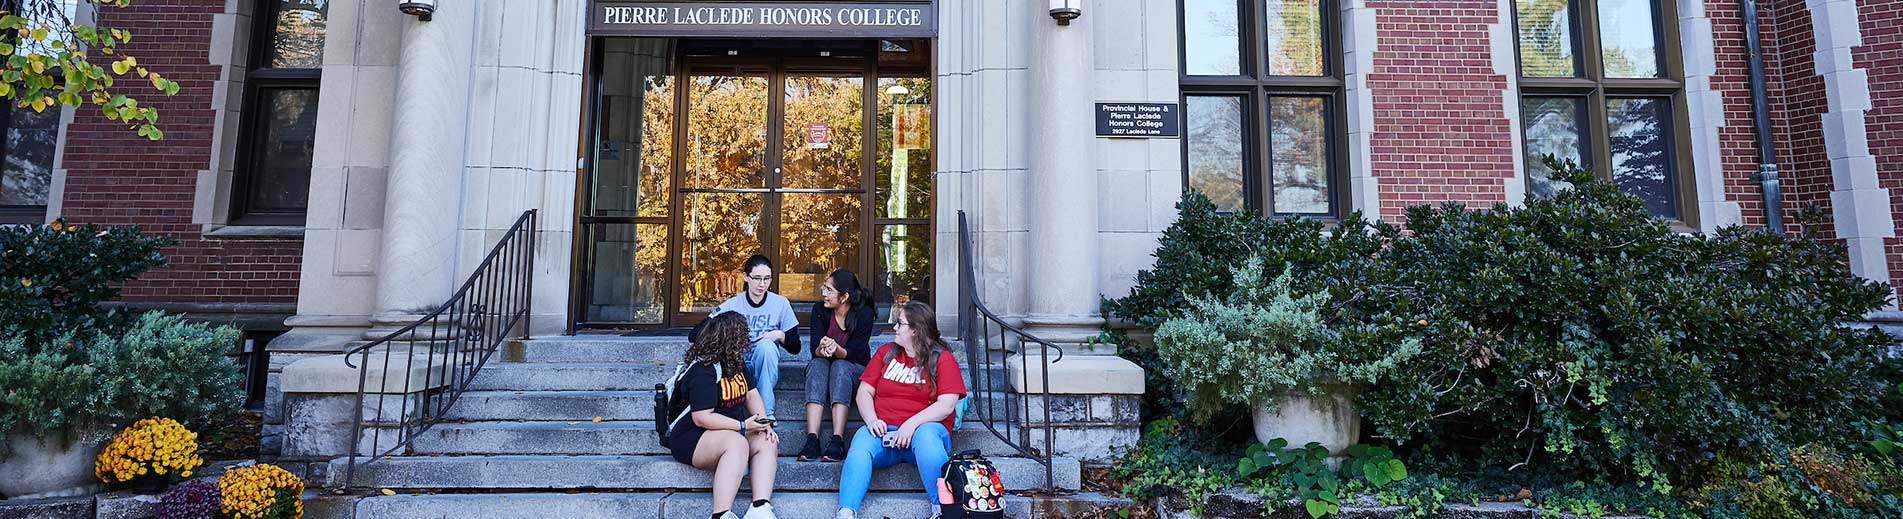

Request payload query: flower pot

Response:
[1251,382,1359,457]
[126,474,168,495]
[0,430,105,500]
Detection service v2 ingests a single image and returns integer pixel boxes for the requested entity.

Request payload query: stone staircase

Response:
[319,335,1080,519]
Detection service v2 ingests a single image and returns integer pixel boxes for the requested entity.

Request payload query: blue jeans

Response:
[745,338,781,416]
[837,422,953,512]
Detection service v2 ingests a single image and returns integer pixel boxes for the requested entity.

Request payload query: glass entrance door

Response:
[579,38,934,329]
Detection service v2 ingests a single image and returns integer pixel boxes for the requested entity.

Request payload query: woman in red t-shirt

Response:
[831,301,967,519]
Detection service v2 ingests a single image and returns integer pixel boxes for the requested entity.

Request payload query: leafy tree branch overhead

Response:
[3,0,181,140]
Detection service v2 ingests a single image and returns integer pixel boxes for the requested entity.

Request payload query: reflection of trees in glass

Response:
[878,224,931,306]
[876,77,931,219]
[1596,0,1658,78]
[782,77,864,189]
[780,193,861,301]
[1186,96,1245,211]
[1183,0,1242,75]
[635,75,674,216]
[254,89,318,211]
[1269,97,1329,214]
[1516,0,1577,77]
[1607,98,1674,217]
[0,105,55,206]
[680,193,764,312]
[686,75,768,189]
[1265,0,1323,76]
[272,0,327,69]
[1521,97,1586,198]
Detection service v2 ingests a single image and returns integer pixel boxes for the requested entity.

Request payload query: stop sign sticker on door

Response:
[807,122,831,149]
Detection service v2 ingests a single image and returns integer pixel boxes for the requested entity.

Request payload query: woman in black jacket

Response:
[798,268,878,462]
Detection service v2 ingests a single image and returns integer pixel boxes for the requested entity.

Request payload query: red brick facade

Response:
[1861,0,1903,298]
[54,1,301,313]
[1368,1,1516,221]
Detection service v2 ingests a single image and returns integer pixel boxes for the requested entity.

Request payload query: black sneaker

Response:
[821,434,848,462]
[798,434,822,462]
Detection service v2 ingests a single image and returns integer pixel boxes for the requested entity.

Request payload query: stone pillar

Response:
[369,4,477,335]
[1023,3,1103,346]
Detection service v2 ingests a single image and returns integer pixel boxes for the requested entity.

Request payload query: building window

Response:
[1515,0,1692,221]
[231,0,325,225]
[0,0,69,225]
[1180,0,1343,216]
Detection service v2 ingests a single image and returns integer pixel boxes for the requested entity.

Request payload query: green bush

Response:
[0,219,174,348]
[1103,193,1393,420]
[1113,157,1901,511]
[1153,255,1419,422]
[0,312,243,456]
[1359,160,1896,489]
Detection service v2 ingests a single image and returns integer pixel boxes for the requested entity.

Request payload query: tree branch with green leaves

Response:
[1,0,180,140]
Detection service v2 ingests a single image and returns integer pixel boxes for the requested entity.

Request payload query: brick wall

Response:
[1758,0,1836,239]
[1859,0,1903,298]
[1367,1,1515,221]
[56,0,301,310]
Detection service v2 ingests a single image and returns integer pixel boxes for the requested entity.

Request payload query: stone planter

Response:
[0,430,104,500]
[1250,382,1359,456]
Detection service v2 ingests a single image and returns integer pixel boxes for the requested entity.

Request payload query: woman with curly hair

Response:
[671,312,781,519]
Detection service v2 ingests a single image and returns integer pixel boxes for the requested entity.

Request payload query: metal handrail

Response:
[337,209,538,488]
[956,210,1064,490]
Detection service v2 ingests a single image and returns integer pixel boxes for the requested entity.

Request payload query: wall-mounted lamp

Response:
[399,0,435,21]
[1048,0,1081,25]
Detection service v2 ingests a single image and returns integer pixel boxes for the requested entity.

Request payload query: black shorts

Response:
[667,427,705,464]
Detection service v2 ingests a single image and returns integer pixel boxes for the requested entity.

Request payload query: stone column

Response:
[1023,4,1104,346]
[369,6,476,335]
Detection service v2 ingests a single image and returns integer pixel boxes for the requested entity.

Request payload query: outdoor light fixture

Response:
[399,0,435,21]
[1048,0,1081,25]
[884,84,912,97]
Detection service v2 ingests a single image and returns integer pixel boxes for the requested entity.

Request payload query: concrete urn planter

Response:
[1251,382,1359,456]
[0,430,105,500]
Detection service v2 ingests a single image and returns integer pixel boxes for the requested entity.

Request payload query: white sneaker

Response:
[746,502,777,519]
[833,508,856,519]
[717,511,741,519]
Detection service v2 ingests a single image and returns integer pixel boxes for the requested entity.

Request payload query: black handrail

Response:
[337,209,537,488]
[956,210,1064,490]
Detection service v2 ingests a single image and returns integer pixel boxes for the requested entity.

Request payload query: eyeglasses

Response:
[745,275,772,282]
[894,320,911,329]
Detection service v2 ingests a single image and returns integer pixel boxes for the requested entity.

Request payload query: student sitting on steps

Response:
[834,301,967,519]
[711,254,801,419]
[669,312,782,519]
[798,268,878,463]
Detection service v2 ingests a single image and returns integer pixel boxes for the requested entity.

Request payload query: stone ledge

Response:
[1007,355,1145,395]
[1161,491,1656,519]
[0,496,89,519]
[281,352,451,394]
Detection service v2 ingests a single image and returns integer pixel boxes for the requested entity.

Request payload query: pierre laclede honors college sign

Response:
[589,1,935,38]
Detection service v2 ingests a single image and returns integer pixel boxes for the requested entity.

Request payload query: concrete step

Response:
[409,421,1019,457]
[466,362,1010,392]
[330,454,1079,491]
[348,491,1032,519]
[441,389,1017,422]
[499,335,958,364]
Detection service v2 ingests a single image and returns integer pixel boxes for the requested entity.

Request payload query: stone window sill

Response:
[203,225,306,240]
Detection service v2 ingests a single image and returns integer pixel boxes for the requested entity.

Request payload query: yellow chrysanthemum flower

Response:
[93,417,204,485]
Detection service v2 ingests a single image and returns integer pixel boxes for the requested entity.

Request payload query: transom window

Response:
[1179,0,1343,217]
[1515,0,1693,222]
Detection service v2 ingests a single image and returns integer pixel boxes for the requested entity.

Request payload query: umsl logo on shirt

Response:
[880,359,923,385]
[719,373,748,406]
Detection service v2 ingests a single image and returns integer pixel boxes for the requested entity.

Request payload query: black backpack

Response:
[653,361,719,440]
[937,450,1006,519]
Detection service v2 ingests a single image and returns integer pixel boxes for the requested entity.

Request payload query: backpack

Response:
[936,450,1007,519]
[653,361,720,440]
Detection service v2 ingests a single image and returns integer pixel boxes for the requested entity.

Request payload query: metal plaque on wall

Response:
[1095,102,1181,138]
[589,2,936,38]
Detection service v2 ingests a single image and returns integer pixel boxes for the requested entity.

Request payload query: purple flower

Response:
[155,480,220,519]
